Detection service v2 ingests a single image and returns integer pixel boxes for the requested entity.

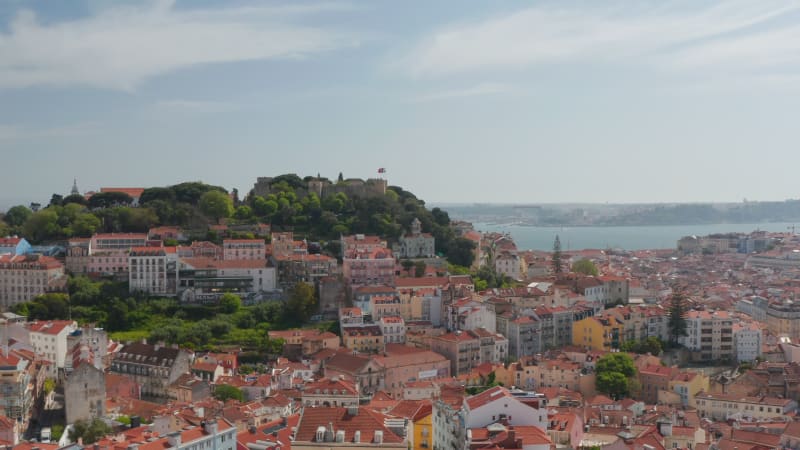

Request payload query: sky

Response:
[2,0,800,210]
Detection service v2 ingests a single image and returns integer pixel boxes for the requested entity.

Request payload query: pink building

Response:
[341,234,387,255]
[223,239,266,261]
[0,254,66,308]
[342,247,395,287]
[85,233,148,275]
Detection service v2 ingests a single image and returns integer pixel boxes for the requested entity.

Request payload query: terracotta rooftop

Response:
[294,407,404,444]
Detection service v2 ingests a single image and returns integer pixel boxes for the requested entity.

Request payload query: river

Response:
[471,222,798,251]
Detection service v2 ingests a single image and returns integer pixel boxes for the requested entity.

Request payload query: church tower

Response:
[70,179,80,196]
[411,217,421,236]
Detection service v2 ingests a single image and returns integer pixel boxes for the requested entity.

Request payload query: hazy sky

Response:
[2,0,800,210]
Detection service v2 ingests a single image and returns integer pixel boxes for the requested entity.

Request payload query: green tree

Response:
[88,191,133,209]
[596,353,636,377]
[44,378,56,394]
[620,337,663,356]
[234,205,254,221]
[69,418,112,444]
[4,205,32,227]
[199,190,233,223]
[668,292,689,346]
[214,384,244,402]
[572,258,598,276]
[285,282,317,324]
[51,424,65,441]
[72,213,102,236]
[447,237,476,267]
[0,220,10,237]
[401,259,414,273]
[552,235,563,274]
[414,261,427,278]
[597,371,630,398]
[595,353,637,399]
[23,209,60,243]
[219,293,242,314]
[62,194,88,206]
[49,193,64,207]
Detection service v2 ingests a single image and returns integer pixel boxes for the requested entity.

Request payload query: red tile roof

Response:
[28,320,74,335]
[100,187,145,198]
[294,407,404,444]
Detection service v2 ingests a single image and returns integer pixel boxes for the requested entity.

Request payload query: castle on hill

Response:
[252,175,387,199]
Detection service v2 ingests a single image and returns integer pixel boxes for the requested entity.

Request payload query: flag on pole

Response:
[377,168,386,174]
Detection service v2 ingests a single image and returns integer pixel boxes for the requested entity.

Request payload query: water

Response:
[472,222,798,251]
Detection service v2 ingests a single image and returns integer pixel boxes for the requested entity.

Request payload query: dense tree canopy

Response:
[572,258,599,276]
[199,190,234,223]
[595,353,637,399]
[214,384,244,402]
[69,419,112,444]
[5,205,32,227]
[3,175,473,269]
[88,192,133,209]
[621,337,663,356]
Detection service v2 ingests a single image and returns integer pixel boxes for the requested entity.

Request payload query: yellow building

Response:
[669,370,709,408]
[341,325,384,354]
[572,315,623,351]
[413,407,433,450]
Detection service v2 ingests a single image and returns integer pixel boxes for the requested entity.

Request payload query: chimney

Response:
[203,421,218,435]
[167,432,182,448]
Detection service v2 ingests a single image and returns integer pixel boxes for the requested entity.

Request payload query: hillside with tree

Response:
[0,175,475,266]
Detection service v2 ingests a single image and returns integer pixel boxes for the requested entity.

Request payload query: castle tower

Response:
[71,178,80,196]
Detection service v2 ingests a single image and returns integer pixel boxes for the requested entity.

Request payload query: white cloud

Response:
[410,82,515,102]
[403,1,800,78]
[0,1,357,90]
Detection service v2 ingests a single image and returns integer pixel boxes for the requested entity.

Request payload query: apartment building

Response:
[28,320,77,374]
[0,351,32,426]
[222,239,266,260]
[128,246,178,296]
[430,329,503,376]
[680,310,734,362]
[110,342,192,398]
[572,315,624,351]
[696,392,797,421]
[272,253,338,288]
[342,247,395,287]
[734,322,763,363]
[0,254,66,307]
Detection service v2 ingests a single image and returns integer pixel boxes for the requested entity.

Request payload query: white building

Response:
[178,258,276,302]
[495,252,524,281]
[679,310,734,362]
[392,218,435,258]
[433,386,548,450]
[0,254,66,308]
[448,298,496,333]
[129,246,179,296]
[28,320,78,376]
[734,322,763,363]
[379,316,406,344]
